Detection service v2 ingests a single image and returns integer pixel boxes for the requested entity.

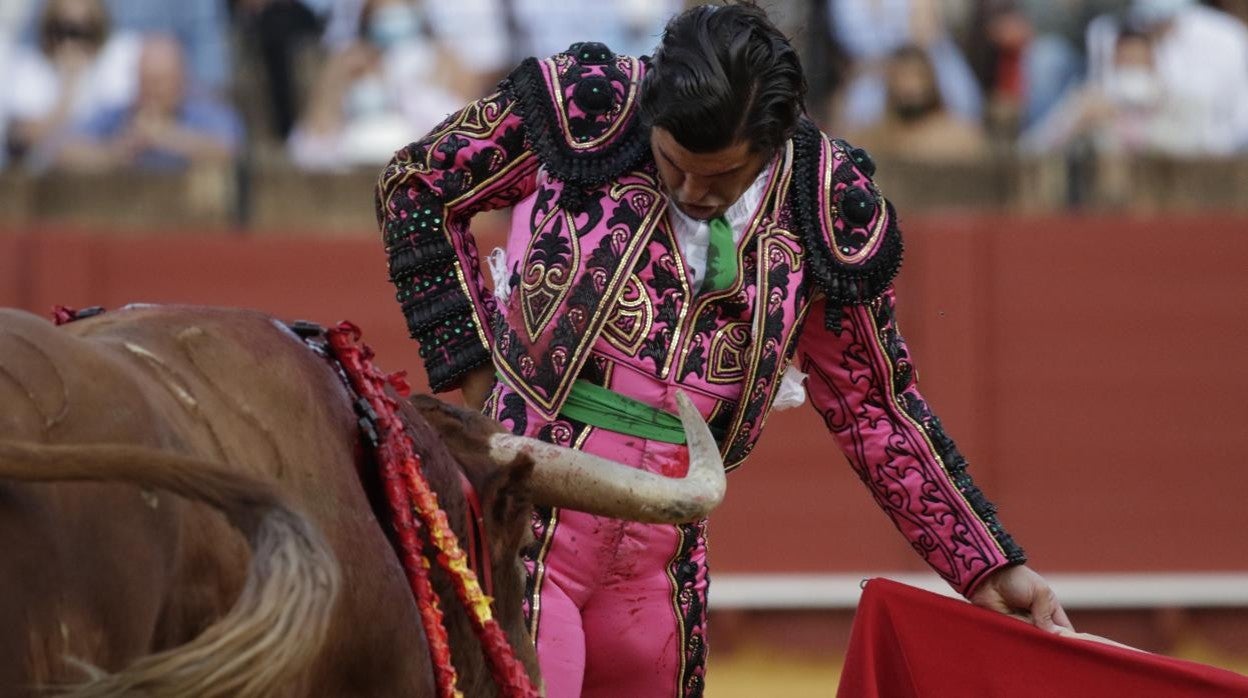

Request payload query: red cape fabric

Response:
[838,578,1248,698]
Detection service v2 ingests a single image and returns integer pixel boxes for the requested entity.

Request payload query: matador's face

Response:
[650,127,771,221]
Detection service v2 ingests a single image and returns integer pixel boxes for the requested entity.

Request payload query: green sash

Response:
[560,380,688,444]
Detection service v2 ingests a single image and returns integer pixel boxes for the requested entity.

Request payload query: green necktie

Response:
[701,215,736,293]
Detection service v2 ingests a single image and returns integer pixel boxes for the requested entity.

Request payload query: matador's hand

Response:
[969,564,1073,633]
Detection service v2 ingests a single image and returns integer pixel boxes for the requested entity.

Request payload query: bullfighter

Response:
[376,3,1072,696]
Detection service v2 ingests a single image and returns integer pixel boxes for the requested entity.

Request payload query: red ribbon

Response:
[327,322,537,698]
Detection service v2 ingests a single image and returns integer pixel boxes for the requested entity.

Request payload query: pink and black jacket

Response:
[376,42,1026,595]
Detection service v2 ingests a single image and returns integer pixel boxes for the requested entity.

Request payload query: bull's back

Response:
[57,306,436,695]
[0,308,218,693]
[0,307,432,695]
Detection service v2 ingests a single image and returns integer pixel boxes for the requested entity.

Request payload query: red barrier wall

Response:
[4,215,1247,575]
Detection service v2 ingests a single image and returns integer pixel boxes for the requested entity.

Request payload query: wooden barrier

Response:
[22,169,236,231]
[1,214,1246,579]
[870,156,1022,211]
[0,156,1245,234]
[247,166,379,235]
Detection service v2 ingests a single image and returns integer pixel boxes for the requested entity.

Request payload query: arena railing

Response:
[1,156,1246,234]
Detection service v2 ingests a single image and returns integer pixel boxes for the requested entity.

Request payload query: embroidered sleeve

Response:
[376,87,539,392]
[797,288,1026,596]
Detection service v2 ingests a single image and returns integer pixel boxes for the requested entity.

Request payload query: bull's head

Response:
[410,391,726,526]
[401,392,726,696]
[486,391,726,523]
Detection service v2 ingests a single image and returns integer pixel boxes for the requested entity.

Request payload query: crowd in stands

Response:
[1,0,1246,184]
[823,0,1248,162]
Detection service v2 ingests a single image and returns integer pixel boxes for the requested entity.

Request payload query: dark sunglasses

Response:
[45,20,104,44]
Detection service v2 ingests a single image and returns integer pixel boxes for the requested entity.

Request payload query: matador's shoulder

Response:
[502,41,650,189]
[789,120,903,308]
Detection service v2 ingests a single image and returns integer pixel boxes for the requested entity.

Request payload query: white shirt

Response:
[665,160,774,288]
[1150,7,1248,154]
[6,33,140,125]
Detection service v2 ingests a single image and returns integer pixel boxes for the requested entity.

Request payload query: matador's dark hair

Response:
[640,2,807,154]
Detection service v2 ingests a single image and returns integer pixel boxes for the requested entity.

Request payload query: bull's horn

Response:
[487,391,726,523]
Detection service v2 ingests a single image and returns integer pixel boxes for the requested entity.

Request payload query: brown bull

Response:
[0,305,725,697]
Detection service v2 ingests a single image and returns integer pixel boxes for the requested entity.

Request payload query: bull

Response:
[0,305,725,697]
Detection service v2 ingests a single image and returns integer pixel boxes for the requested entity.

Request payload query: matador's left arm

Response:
[797,289,1027,597]
[788,125,1026,597]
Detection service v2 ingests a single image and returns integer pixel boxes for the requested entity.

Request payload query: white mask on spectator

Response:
[346,74,391,116]
[1107,67,1163,109]
[368,4,421,52]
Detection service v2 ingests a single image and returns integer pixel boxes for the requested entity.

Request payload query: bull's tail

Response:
[0,441,341,698]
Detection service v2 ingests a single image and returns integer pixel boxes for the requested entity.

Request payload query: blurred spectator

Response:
[827,0,984,130]
[102,0,231,94]
[1209,0,1248,26]
[22,0,232,93]
[845,44,989,162]
[0,0,37,38]
[1086,0,1248,154]
[0,1,31,169]
[968,0,1083,136]
[56,35,242,171]
[323,0,677,73]
[0,54,9,171]
[232,0,325,140]
[318,0,681,92]
[319,0,508,96]
[319,0,373,49]
[287,0,464,170]
[508,0,680,60]
[1014,0,1132,47]
[422,0,508,80]
[1021,28,1205,154]
[256,0,676,149]
[5,0,140,168]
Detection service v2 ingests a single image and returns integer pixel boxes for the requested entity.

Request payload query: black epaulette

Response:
[789,120,903,325]
[502,42,651,208]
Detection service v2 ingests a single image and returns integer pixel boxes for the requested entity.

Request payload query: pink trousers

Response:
[521,431,710,698]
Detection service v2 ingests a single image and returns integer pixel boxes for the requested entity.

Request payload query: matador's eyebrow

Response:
[655,140,747,177]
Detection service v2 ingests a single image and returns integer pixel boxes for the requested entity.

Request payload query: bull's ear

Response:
[408,394,507,438]
[482,454,535,556]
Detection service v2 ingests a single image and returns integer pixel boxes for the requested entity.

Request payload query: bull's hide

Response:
[0,306,540,698]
